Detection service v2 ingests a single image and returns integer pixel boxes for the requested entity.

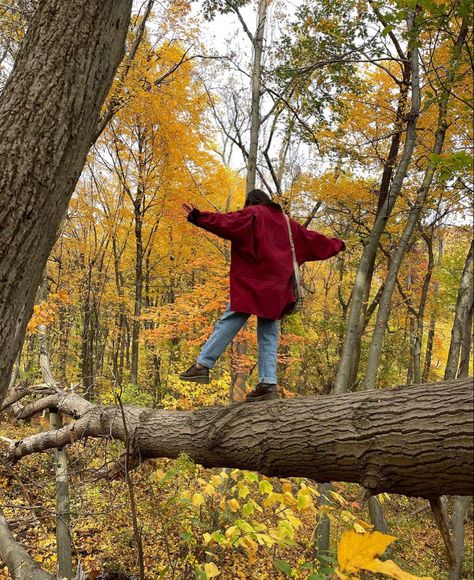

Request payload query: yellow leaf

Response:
[203,483,215,497]
[263,492,281,507]
[227,498,240,512]
[368,558,433,580]
[211,475,222,486]
[282,482,292,493]
[204,562,220,577]
[282,491,298,507]
[337,531,433,580]
[239,535,257,556]
[297,492,313,511]
[329,491,347,505]
[238,484,250,499]
[203,532,212,544]
[338,531,396,572]
[192,493,204,507]
[286,513,302,530]
[225,525,239,539]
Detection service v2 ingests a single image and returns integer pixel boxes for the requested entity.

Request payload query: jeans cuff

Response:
[259,376,277,384]
[197,357,213,369]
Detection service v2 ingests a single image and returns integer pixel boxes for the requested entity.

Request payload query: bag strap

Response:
[284,214,300,283]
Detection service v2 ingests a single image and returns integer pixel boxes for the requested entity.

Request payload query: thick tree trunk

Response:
[0,0,133,408]
[7,377,473,498]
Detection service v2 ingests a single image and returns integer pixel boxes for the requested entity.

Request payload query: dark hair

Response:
[244,189,282,212]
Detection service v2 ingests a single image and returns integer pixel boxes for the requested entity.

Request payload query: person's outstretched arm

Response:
[292,220,346,264]
[185,205,255,243]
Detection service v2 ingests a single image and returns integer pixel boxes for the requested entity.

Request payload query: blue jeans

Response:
[197,304,279,384]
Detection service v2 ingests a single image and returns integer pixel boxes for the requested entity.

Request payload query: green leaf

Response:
[242,501,255,517]
[259,480,273,494]
[243,471,259,482]
[274,559,292,577]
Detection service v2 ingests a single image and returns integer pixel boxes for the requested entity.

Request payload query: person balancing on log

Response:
[180,189,345,401]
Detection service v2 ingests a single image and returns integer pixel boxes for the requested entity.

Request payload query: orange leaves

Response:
[27,292,70,334]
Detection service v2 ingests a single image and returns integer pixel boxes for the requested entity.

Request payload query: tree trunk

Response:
[334,11,420,394]
[8,377,474,499]
[0,0,133,408]
[49,409,73,579]
[245,0,267,193]
[413,234,435,383]
[362,18,469,391]
[444,240,473,381]
[346,57,413,390]
[422,237,443,382]
[442,239,474,580]
[0,509,52,580]
[314,483,331,559]
[130,208,144,386]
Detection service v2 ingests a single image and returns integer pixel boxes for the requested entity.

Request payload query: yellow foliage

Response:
[192,493,204,507]
[227,498,240,512]
[203,562,220,577]
[337,531,434,580]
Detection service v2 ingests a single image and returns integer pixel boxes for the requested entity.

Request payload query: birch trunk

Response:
[49,410,73,579]
[0,0,133,408]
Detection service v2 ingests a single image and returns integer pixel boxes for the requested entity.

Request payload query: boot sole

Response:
[179,375,210,384]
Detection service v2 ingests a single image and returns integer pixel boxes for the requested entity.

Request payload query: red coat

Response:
[188,204,345,320]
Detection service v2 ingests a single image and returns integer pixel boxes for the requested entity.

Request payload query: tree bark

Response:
[245,0,267,193]
[0,0,133,408]
[413,234,435,383]
[0,509,52,580]
[445,240,474,381]
[49,409,73,580]
[422,236,443,382]
[333,10,421,394]
[362,17,469,391]
[6,377,473,499]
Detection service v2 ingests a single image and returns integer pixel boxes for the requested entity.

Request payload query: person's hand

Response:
[182,203,195,215]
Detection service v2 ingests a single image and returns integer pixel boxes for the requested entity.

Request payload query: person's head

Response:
[244,189,282,211]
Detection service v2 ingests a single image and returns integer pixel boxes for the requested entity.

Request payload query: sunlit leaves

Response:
[336,530,434,579]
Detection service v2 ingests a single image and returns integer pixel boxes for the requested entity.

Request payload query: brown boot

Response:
[179,363,210,384]
[245,383,280,402]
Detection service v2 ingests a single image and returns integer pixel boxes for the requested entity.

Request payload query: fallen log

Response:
[3,377,473,498]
